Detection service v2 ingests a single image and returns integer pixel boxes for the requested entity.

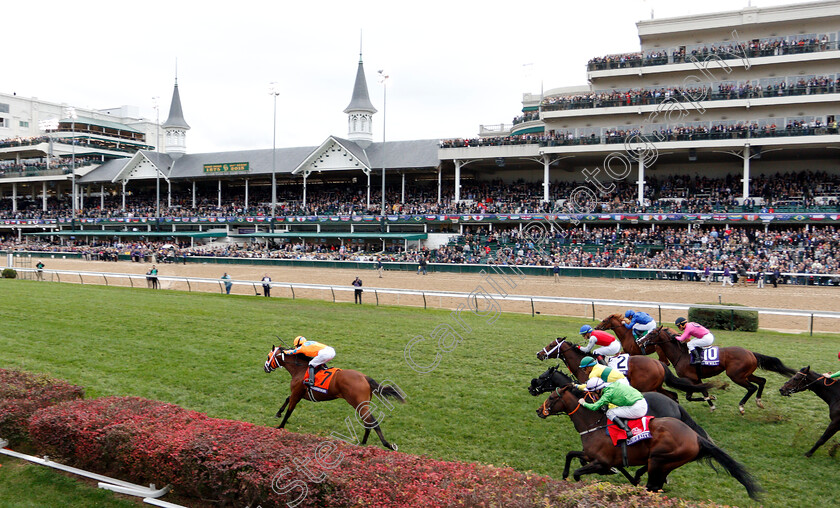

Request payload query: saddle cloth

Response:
[607,354,631,374]
[304,367,341,394]
[606,416,654,446]
[699,346,720,366]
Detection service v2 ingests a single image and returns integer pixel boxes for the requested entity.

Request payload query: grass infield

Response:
[0,279,839,507]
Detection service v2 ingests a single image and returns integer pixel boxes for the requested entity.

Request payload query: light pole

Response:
[152,97,160,217]
[269,82,280,220]
[64,107,77,226]
[378,70,389,216]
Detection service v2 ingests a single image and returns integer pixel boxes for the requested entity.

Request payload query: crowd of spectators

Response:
[587,34,834,71]
[4,224,838,281]
[1,171,839,220]
[541,75,840,111]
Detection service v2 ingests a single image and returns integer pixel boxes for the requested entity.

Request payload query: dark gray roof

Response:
[365,139,441,169]
[77,157,131,184]
[343,58,377,114]
[162,83,190,130]
[77,139,440,184]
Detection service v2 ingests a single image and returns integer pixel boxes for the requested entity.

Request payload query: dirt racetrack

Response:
[21,256,840,334]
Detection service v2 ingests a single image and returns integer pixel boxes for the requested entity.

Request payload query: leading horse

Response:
[536,385,762,499]
[641,327,796,414]
[780,366,840,457]
[595,313,669,364]
[264,345,405,450]
[537,337,710,401]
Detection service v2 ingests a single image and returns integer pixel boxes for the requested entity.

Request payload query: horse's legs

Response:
[274,396,290,418]
[632,465,649,485]
[277,394,301,429]
[361,427,371,445]
[572,461,612,482]
[732,376,759,415]
[748,374,767,408]
[804,419,840,458]
[350,394,397,450]
[563,451,587,479]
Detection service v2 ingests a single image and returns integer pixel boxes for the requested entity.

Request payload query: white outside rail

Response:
[8,267,840,325]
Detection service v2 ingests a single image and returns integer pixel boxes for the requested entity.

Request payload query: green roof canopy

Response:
[231,232,427,240]
[26,230,226,238]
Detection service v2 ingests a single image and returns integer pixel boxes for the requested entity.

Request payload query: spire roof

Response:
[343,55,377,114]
[162,81,190,130]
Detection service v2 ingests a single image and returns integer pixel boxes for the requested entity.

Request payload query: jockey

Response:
[674,317,715,365]
[283,336,336,387]
[623,310,657,342]
[574,356,629,389]
[579,377,648,435]
[578,325,620,364]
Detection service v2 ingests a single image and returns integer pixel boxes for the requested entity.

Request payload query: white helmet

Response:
[585,378,607,391]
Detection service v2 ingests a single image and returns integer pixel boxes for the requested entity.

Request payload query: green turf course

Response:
[1,279,838,507]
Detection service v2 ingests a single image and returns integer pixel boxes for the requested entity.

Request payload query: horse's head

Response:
[780,366,812,396]
[529,365,575,396]
[640,326,671,350]
[264,345,285,373]
[536,386,571,419]
[594,313,622,331]
[537,337,565,361]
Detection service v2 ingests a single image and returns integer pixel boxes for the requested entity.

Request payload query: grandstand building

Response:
[1,1,840,266]
[447,0,840,212]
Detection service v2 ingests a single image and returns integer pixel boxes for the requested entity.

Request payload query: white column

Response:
[245,179,249,212]
[12,183,17,212]
[167,181,171,208]
[742,144,750,200]
[218,180,222,208]
[80,185,84,210]
[437,168,441,204]
[121,181,126,210]
[543,154,550,202]
[42,182,48,211]
[401,172,405,204]
[454,160,462,202]
[192,181,196,209]
[100,184,104,210]
[303,174,307,208]
[366,173,371,209]
[637,156,645,206]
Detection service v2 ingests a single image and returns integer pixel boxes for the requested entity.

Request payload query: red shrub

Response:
[0,368,84,446]
[28,396,726,507]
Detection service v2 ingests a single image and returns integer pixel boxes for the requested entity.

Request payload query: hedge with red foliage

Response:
[0,368,84,446]
[27,396,727,507]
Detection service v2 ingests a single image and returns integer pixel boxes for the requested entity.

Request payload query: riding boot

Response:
[596,354,608,366]
[690,349,701,365]
[305,365,315,387]
[612,417,631,467]
[612,416,632,434]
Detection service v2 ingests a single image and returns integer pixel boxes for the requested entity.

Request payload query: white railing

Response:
[6,266,839,335]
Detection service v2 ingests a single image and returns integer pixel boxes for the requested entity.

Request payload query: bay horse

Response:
[536,385,762,499]
[529,365,711,440]
[264,346,405,450]
[641,327,796,414]
[536,337,710,402]
[780,366,840,457]
[595,313,669,364]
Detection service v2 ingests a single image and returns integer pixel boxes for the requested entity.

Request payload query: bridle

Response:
[264,347,284,373]
[784,370,836,394]
[540,388,607,435]
[540,338,565,358]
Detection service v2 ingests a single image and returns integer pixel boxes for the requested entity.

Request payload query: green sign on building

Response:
[204,162,249,173]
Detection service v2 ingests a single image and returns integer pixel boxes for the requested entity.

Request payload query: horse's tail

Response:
[661,363,714,393]
[697,436,763,501]
[366,377,406,404]
[753,352,797,376]
[677,403,712,441]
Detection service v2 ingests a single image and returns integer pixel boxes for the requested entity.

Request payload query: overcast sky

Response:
[4,0,814,153]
